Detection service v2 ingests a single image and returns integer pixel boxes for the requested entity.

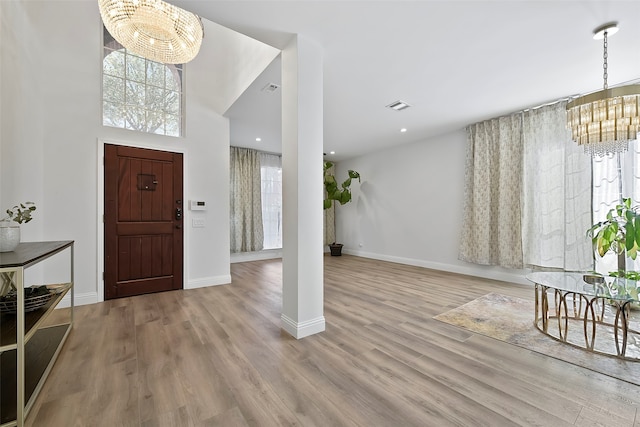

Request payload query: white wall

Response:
[1,1,233,304]
[1,1,529,302]
[335,130,530,285]
[0,1,45,239]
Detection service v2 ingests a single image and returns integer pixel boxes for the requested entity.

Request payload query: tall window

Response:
[229,148,282,253]
[102,27,183,136]
[592,142,640,274]
[260,153,282,249]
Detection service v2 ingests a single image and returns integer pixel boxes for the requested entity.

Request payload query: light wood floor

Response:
[26,255,640,426]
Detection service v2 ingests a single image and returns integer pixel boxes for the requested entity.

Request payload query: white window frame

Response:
[102,27,184,137]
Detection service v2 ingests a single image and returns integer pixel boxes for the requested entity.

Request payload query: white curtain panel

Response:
[459,115,524,268]
[521,102,592,271]
[259,152,282,250]
[230,147,264,253]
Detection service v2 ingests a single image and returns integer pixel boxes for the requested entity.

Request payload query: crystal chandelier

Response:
[98,0,204,64]
[566,22,640,157]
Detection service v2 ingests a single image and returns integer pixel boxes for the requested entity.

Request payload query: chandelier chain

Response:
[603,30,608,89]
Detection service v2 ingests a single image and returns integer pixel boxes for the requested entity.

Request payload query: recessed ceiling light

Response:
[386,100,411,111]
[400,128,407,133]
[256,137,261,142]
[330,151,335,155]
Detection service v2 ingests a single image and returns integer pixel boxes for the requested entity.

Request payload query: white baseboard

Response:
[342,249,531,286]
[187,275,231,289]
[53,276,231,308]
[231,250,282,263]
[281,314,326,339]
[57,291,99,308]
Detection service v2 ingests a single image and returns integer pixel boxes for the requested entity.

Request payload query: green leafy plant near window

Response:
[587,197,640,277]
[323,161,361,210]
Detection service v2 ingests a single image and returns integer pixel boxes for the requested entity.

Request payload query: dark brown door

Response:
[104,144,183,299]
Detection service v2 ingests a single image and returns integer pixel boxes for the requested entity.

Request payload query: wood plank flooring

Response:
[24,255,640,426]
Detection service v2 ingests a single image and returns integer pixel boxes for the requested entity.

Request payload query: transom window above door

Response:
[102,26,184,137]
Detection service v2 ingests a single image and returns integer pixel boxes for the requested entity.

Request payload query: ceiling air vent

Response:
[261,83,280,93]
[386,100,411,111]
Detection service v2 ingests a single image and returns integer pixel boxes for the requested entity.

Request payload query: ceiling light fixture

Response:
[330,151,335,155]
[98,0,204,64]
[255,137,262,142]
[386,101,411,111]
[400,128,407,133]
[566,22,640,156]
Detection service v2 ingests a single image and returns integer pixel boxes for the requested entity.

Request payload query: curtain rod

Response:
[471,97,571,126]
[521,77,640,114]
[230,145,281,157]
[472,77,640,125]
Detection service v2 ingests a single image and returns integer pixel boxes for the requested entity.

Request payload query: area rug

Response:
[434,292,640,386]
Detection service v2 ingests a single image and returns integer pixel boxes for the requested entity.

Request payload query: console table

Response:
[527,271,640,361]
[0,241,74,427]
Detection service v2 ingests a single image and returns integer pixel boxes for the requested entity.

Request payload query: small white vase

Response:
[0,223,20,252]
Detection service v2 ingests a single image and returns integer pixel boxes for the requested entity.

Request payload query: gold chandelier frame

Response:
[566,22,640,157]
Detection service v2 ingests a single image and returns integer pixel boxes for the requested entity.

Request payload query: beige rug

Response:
[434,292,640,386]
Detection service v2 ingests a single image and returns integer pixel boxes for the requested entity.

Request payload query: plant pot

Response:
[329,243,343,256]
[0,223,20,252]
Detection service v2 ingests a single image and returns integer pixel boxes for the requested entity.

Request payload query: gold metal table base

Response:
[535,283,640,361]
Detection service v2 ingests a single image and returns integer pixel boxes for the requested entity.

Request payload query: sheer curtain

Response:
[230,147,264,253]
[521,102,592,271]
[460,102,593,271]
[323,162,336,246]
[259,152,282,249]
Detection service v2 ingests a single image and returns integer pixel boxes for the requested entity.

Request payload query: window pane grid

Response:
[102,30,183,137]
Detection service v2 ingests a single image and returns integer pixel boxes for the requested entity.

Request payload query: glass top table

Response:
[526,271,640,304]
[526,271,640,360]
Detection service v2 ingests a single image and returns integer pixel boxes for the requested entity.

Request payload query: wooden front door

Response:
[104,144,183,299]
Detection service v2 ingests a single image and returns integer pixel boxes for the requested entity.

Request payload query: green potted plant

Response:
[323,161,360,256]
[0,201,36,253]
[586,197,640,305]
[587,197,640,269]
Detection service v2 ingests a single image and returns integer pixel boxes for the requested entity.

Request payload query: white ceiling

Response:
[193,19,279,116]
[176,1,640,161]
[224,56,283,155]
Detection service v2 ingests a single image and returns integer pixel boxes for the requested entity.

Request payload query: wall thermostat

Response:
[190,200,206,211]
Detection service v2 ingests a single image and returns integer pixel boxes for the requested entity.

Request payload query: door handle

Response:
[175,207,182,221]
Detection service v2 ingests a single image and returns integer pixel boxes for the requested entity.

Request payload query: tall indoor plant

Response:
[323,161,360,256]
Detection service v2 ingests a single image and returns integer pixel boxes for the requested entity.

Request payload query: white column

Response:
[280,35,325,339]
